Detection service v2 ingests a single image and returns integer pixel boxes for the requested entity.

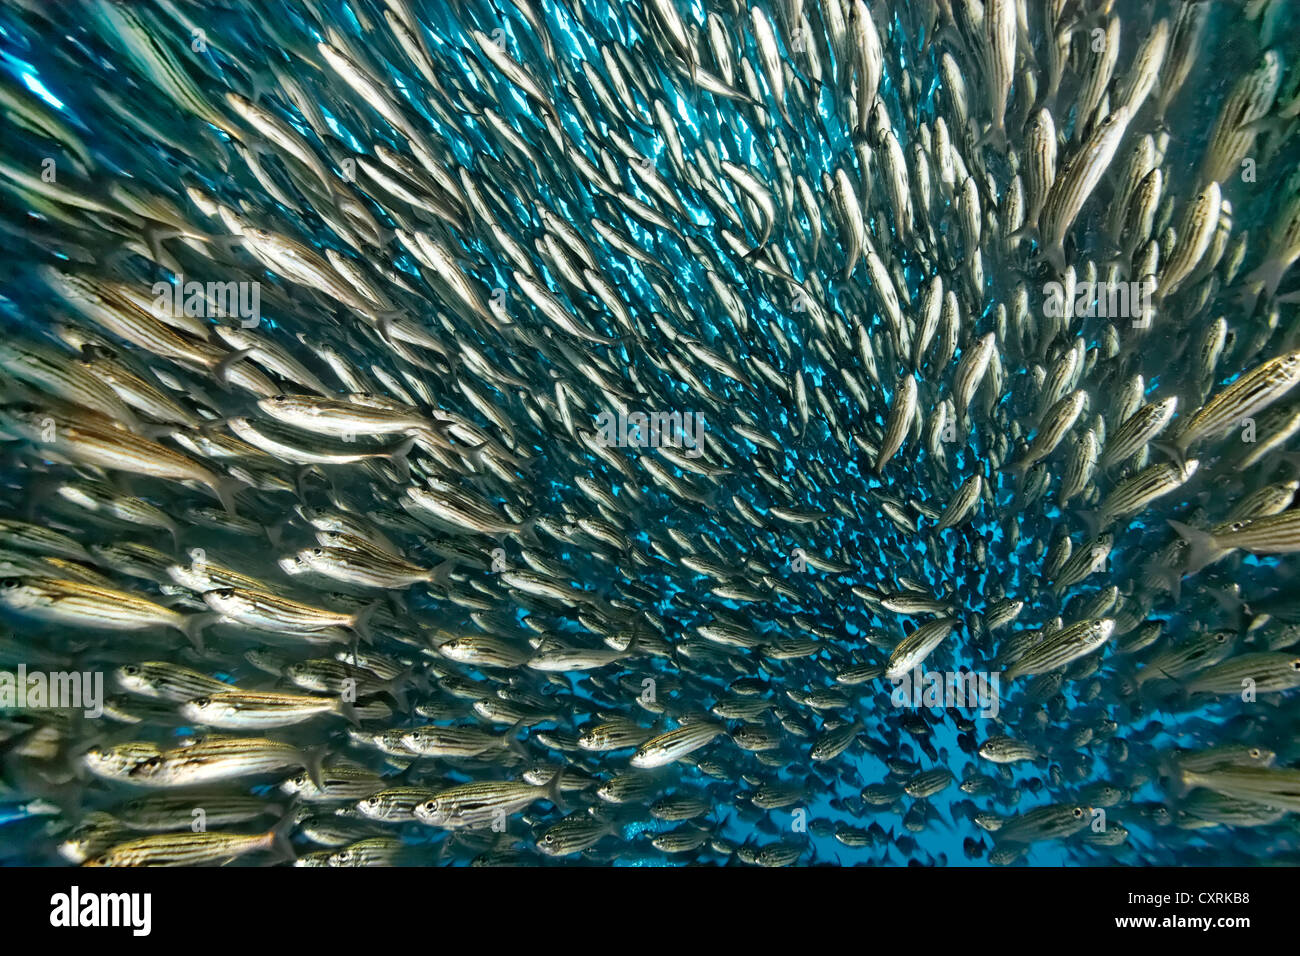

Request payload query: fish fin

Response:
[1098,240,1133,276]
[621,616,643,657]
[1022,233,1065,277]
[1241,113,1290,153]
[1003,222,1038,247]
[1240,257,1287,306]
[1209,585,1249,627]
[973,122,1007,153]
[19,480,60,523]
[350,601,380,647]
[427,558,456,588]
[373,309,404,343]
[134,422,177,442]
[504,717,530,760]
[214,347,254,387]
[1157,752,1192,799]
[140,224,182,265]
[336,697,360,727]
[301,747,326,792]
[545,764,569,814]
[384,667,412,714]
[212,475,246,517]
[265,798,300,864]
[386,434,417,483]
[1143,558,1183,603]
[1076,508,1103,542]
[1140,667,1191,710]
[414,421,454,451]
[293,465,324,501]
[1149,438,1188,471]
[22,777,86,828]
[1166,520,1218,576]
[386,592,409,620]
[181,612,216,655]
[999,457,1029,478]
[388,762,417,788]
[516,517,544,549]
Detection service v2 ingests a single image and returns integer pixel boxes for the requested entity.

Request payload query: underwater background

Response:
[0,0,1298,866]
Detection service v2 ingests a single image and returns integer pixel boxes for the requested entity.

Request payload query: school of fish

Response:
[1,0,1300,866]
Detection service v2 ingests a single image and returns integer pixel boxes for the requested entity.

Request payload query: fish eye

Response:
[1072,807,1083,818]
[122,665,139,676]
[192,697,211,707]
[1,578,20,589]
[1249,748,1261,758]
[312,548,324,556]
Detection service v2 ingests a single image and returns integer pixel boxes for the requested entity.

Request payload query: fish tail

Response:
[211,474,247,517]
[300,746,326,792]
[180,611,215,655]
[351,600,379,647]
[384,667,412,714]
[336,697,360,727]
[265,798,300,864]
[1166,519,1218,576]
[214,347,254,387]
[545,764,569,814]
[387,434,417,483]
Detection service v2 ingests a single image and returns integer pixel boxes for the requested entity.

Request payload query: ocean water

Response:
[0,0,1298,867]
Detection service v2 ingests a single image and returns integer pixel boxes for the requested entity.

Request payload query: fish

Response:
[83,817,294,867]
[0,0,1295,875]
[631,722,725,769]
[1003,619,1116,681]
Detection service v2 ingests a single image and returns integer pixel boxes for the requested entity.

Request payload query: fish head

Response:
[202,587,245,614]
[113,664,155,695]
[0,576,42,610]
[414,797,448,827]
[180,695,229,723]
